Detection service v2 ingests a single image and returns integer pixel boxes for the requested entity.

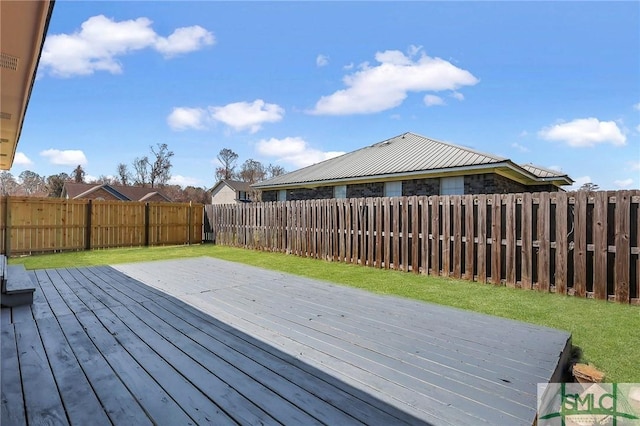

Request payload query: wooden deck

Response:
[1,257,571,425]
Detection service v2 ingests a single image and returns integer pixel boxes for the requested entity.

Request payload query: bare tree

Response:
[579,182,600,192]
[116,163,132,185]
[133,156,150,186]
[149,143,173,188]
[266,163,286,179]
[238,159,266,184]
[72,165,85,183]
[216,148,238,181]
[0,171,19,196]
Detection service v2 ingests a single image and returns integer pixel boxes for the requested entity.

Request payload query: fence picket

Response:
[615,191,631,303]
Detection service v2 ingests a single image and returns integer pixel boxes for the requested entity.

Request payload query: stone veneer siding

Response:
[346,182,384,198]
[260,173,560,201]
[402,178,441,196]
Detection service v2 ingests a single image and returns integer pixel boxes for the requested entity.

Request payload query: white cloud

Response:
[636,124,640,133]
[154,25,214,58]
[41,15,214,77]
[511,142,529,153]
[316,54,329,67]
[629,161,640,171]
[450,91,465,101]
[634,103,640,110]
[538,118,626,147]
[309,47,478,115]
[424,94,445,107]
[210,99,284,133]
[568,176,592,191]
[167,107,207,131]
[40,149,88,166]
[256,137,345,168]
[343,62,354,70]
[169,175,202,187]
[614,178,634,188]
[13,152,33,166]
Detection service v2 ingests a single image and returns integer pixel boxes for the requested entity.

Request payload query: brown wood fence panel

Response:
[206,190,640,304]
[2,197,201,255]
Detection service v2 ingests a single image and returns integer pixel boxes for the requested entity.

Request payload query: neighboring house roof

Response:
[253,132,573,189]
[62,182,172,202]
[210,180,252,193]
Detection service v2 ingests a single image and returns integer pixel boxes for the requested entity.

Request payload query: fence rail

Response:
[1,197,203,255]
[205,190,640,304]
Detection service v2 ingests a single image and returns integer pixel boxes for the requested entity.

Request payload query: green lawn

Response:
[10,244,639,382]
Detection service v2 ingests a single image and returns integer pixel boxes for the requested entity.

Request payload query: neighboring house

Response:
[210,180,253,204]
[62,182,173,202]
[254,132,573,201]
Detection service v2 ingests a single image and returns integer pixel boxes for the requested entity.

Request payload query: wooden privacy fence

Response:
[0,197,203,256]
[205,190,640,304]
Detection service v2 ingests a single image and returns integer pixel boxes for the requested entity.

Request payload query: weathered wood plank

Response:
[36,316,112,425]
[383,197,391,269]
[392,198,400,270]
[452,196,462,278]
[537,193,551,292]
[476,195,487,283]
[505,194,516,287]
[375,198,383,268]
[554,193,568,295]
[592,191,608,299]
[431,196,440,276]
[75,310,198,424]
[521,193,533,289]
[491,194,502,285]
[15,318,69,425]
[573,191,587,297]
[420,197,430,274]
[615,191,630,303]
[411,196,420,273]
[1,325,26,425]
[441,195,451,277]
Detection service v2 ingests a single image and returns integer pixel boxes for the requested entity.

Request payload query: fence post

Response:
[188,202,192,245]
[144,202,150,247]
[85,199,92,250]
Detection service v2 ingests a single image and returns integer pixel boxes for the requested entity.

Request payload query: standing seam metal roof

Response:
[254,132,508,188]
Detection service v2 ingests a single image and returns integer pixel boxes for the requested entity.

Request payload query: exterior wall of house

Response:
[259,173,560,201]
[76,187,121,201]
[211,185,238,205]
[346,182,384,198]
[144,193,170,202]
[286,186,334,200]
[262,190,278,202]
[402,178,441,196]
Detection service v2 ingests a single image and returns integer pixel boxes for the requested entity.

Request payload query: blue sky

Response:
[13,1,640,190]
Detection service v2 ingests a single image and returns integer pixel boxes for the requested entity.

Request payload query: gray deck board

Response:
[1,256,571,426]
[115,256,571,425]
[1,325,26,426]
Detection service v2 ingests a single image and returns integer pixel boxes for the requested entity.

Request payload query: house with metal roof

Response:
[62,182,173,202]
[253,132,573,201]
[210,179,253,204]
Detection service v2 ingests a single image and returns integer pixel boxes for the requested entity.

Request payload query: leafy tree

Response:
[238,159,266,184]
[116,163,132,185]
[216,148,238,181]
[579,182,600,192]
[149,143,173,188]
[0,171,19,196]
[132,156,150,186]
[46,173,70,197]
[18,170,46,196]
[72,164,85,183]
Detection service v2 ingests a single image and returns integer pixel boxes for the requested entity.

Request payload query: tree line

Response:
[215,148,285,184]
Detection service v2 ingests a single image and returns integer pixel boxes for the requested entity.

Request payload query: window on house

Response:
[384,181,402,197]
[440,176,465,195]
[238,191,248,200]
[277,189,287,201]
[334,185,347,199]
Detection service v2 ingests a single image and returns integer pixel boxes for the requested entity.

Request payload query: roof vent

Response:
[0,112,11,120]
[0,53,19,71]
